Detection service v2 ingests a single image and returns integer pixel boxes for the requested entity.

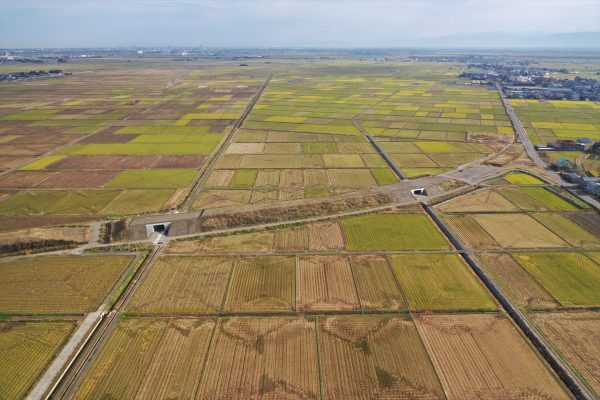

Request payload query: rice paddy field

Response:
[0,254,135,314]
[0,60,264,224]
[72,313,570,400]
[4,56,599,399]
[0,321,76,399]
[192,73,512,209]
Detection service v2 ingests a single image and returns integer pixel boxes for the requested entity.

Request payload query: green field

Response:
[106,169,197,189]
[513,252,600,306]
[503,172,544,185]
[341,213,450,251]
[389,254,496,310]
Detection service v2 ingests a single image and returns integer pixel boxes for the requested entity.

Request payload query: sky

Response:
[1,0,599,48]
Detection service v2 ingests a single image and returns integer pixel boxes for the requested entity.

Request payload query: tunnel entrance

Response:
[411,188,427,196]
[145,222,171,238]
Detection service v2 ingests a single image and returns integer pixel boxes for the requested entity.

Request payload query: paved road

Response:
[495,83,565,183]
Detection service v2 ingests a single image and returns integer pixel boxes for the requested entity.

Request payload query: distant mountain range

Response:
[397,32,600,48]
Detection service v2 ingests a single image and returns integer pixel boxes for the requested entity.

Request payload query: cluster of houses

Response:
[563,173,600,196]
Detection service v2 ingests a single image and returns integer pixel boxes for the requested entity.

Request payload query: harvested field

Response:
[274,225,309,252]
[225,256,296,312]
[100,189,174,215]
[342,213,450,251]
[531,311,600,396]
[0,225,90,246]
[417,314,570,399]
[0,255,134,313]
[319,316,444,399]
[437,189,519,213]
[298,256,359,311]
[199,317,319,399]
[389,254,496,311]
[205,171,234,189]
[307,221,345,250]
[471,213,567,248]
[128,256,232,314]
[326,169,377,188]
[351,255,406,310]
[443,215,500,248]
[0,189,121,216]
[0,321,75,400]
[476,253,560,310]
[532,212,600,248]
[74,318,169,399]
[513,252,600,306]
[134,319,215,399]
[167,231,274,254]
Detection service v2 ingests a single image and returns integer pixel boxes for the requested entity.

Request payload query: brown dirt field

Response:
[319,316,445,399]
[0,155,30,169]
[351,255,406,310]
[298,256,359,311]
[279,169,304,188]
[307,221,345,251]
[563,211,600,237]
[444,215,500,249]
[0,171,54,188]
[416,314,570,399]
[127,256,232,314]
[255,170,280,188]
[303,169,329,187]
[531,311,600,396]
[0,144,58,156]
[153,155,207,168]
[199,317,319,400]
[476,253,560,310]
[166,231,274,254]
[35,171,119,188]
[438,189,519,213]
[49,155,160,170]
[205,170,235,188]
[472,214,568,248]
[127,319,216,400]
[0,226,90,246]
[274,226,309,252]
[224,256,296,312]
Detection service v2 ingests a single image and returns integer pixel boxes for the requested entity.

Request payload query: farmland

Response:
[2,55,599,400]
[510,100,600,176]
[0,321,75,399]
[0,255,135,313]
[531,312,600,397]
[416,313,569,399]
[0,61,264,220]
[70,313,572,399]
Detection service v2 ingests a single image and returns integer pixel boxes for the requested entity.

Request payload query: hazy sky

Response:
[1,0,599,48]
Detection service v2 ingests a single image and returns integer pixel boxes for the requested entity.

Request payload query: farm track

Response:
[422,203,596,400]
[48,245,163,400]
[180,74,273,211]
